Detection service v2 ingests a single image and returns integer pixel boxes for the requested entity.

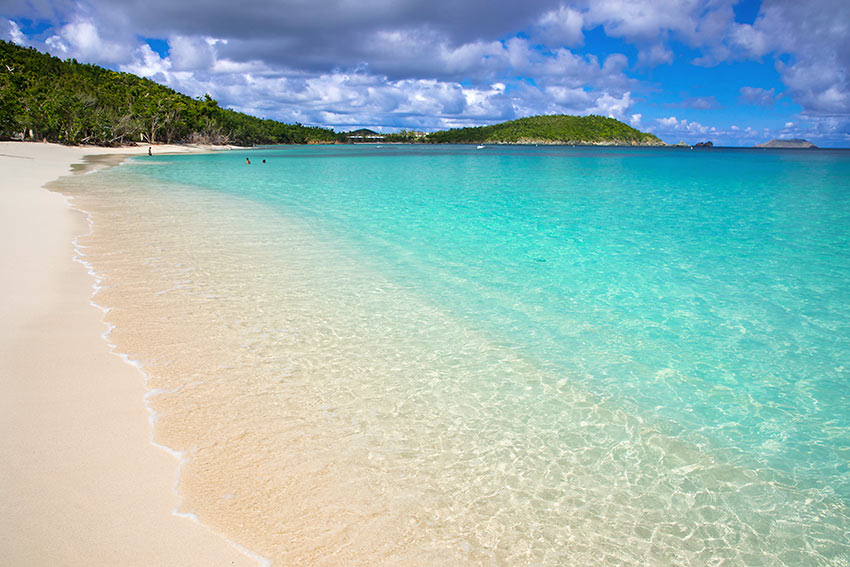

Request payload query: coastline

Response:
[0,141,258,566]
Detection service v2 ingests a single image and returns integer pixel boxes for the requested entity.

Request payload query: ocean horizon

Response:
[56,144,850,565]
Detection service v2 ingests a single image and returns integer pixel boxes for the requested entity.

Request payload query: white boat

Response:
[476,145,485,149]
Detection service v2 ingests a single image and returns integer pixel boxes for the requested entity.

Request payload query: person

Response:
[262,159,266,163]
[246,157,251,165]
[148,147,152,156]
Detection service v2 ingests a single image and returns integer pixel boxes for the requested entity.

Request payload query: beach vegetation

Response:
[2,41,663,148]
[0,40,338,146]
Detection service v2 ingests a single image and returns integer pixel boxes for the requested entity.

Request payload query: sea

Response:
[55,145,850,565]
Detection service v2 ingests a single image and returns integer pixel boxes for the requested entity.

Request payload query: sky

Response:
[2,0,849,146]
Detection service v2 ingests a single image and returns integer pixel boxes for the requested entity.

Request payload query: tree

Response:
[0,40,338,146]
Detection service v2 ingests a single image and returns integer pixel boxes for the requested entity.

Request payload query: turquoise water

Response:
[78,145,850,564]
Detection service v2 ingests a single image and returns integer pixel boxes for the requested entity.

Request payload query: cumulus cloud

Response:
[649,115,715,140]
[581,0,694,42]
[84,22,622,131]
[3,0,847,136]
[728,0,850,117]
[566,0,849,118]
[2,19,25,44]
[43,16,133,64]
[120,43,171,80]
[1,1,648,130]
[637,42,673,67]
[168,35,217,72]
[579,0,738,65]
[536,5,584,47]
[146,58,630,130]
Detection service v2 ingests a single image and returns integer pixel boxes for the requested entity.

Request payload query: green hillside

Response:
[0,40,337,146]
[425,114,664,145]
[1,41,664,148]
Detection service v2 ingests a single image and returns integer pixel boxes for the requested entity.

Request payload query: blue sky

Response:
[2,0,848,146]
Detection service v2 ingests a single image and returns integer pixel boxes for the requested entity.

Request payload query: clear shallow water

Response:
[60,145,850,565]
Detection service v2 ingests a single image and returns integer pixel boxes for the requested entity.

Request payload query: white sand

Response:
[0,142,257,566]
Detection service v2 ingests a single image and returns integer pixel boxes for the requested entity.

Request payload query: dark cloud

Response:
[1,0,76,22]
[3,0,848,140]
[109,0,553,43]
[31,0,559,77]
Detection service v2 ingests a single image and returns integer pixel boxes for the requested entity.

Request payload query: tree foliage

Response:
[424,114,664,145]
[0,40,338,146]
[2,41,666,148]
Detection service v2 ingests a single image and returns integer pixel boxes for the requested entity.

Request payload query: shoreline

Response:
[0,141,259,565]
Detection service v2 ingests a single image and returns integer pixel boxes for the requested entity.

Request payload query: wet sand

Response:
[0,141,257,566]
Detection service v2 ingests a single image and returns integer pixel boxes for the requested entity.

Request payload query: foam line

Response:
[64,177,271,567]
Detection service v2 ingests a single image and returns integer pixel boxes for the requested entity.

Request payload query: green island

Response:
[1,40,663,147]
[419,115,664,146]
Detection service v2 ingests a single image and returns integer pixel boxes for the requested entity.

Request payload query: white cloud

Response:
[43,16,133,65]
[120,44,171,78]
[44,34,68,54]
[728,23,770,57]
[778,56,849,116]
[646,115,776,146]
[639,115,849,148]
[169,35,216,72]
[3,19,25,44]
[100,23,638,130]
[739,87,775,106]
[536,5,585,47]
[501,39,634,94]
[651,115,712,136]
[577,0,739,65]
[558,0,849,119]
[637,43,673,67]
[589,91,632,119]
[462,82,510,116]
[583,0,694,42]
[726,0,850,116]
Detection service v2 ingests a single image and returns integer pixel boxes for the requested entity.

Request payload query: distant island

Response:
[420,115,664,146]
[1,40,663,148]
[756,139,818,149]
[352,116,664,146]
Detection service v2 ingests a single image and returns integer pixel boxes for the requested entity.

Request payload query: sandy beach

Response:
[0,141,256,566]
